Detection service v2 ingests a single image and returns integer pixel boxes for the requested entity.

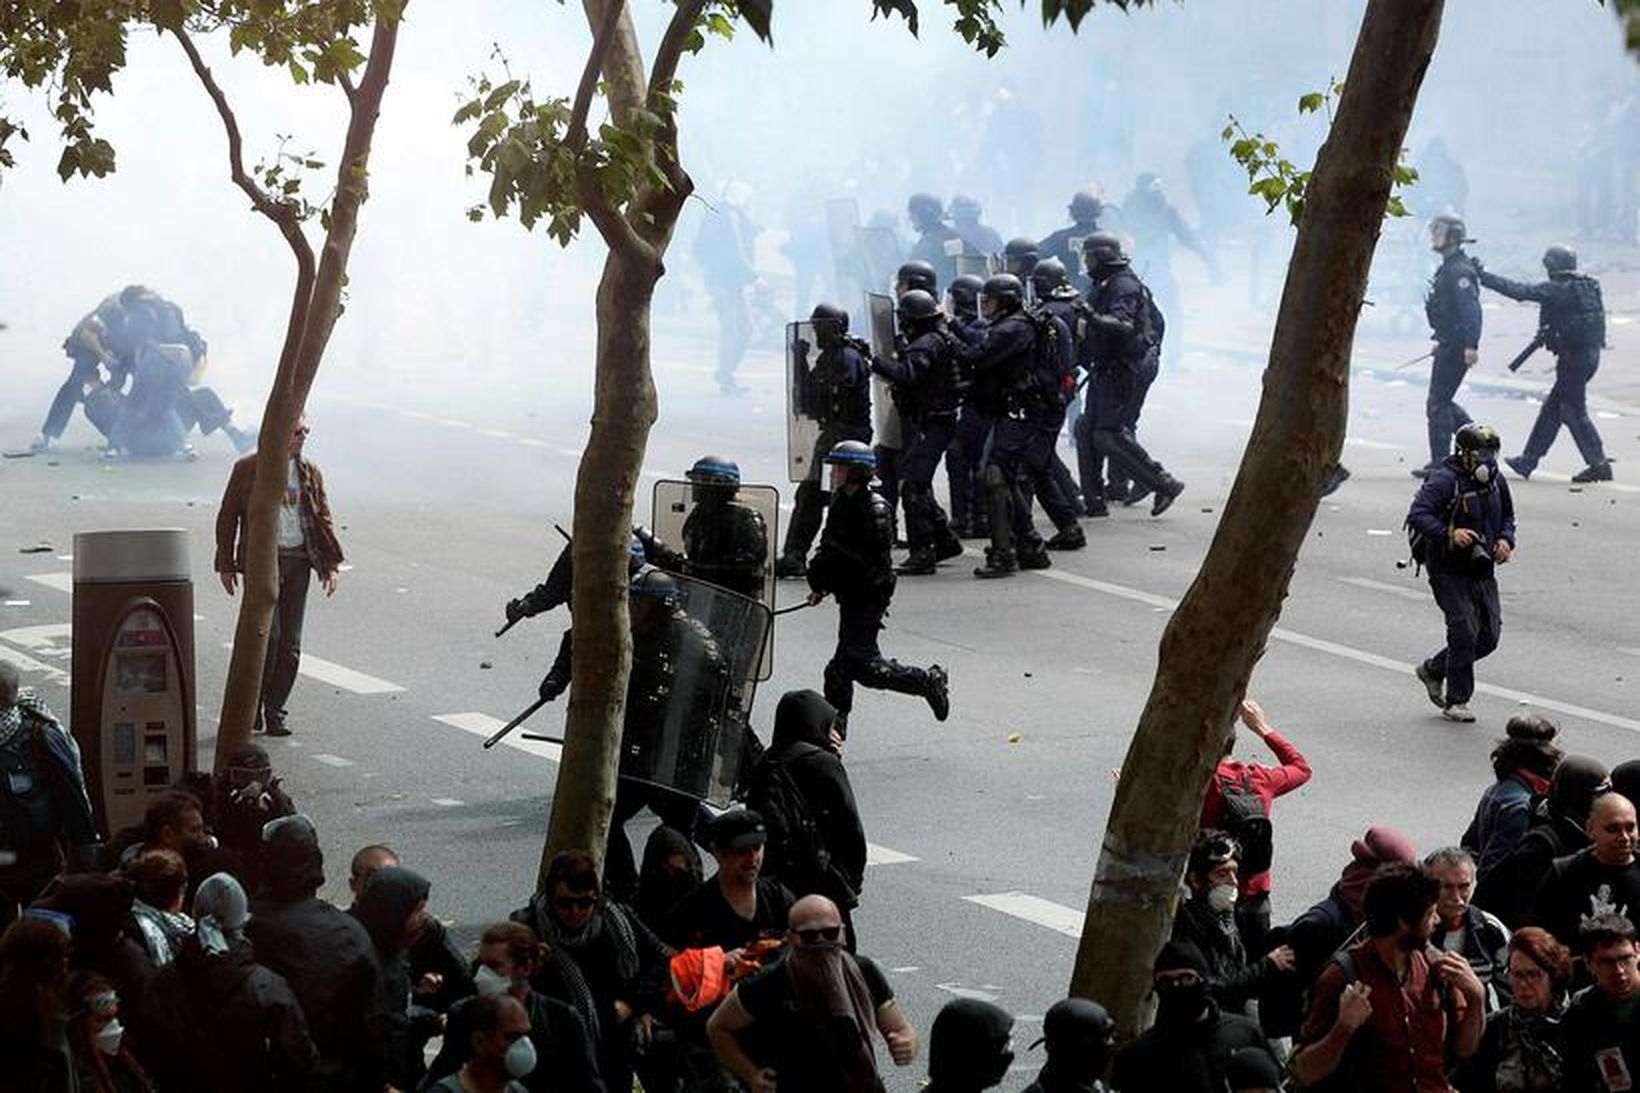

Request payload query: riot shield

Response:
[866,292,902,449]
[785,320,826,484]
[621,575,770,807]
[955,253,998,279]
[856,225,904,295]
[651,478,778,679]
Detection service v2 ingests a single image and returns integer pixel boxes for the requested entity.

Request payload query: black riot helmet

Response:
[810,301,849,347]
[1031,997,1116,1076]
[907,192,945,231]
[980,274,1025,319]
[1429,212,1470,251]
[949,193,982,221]
[1002,236,1039,279]
[1068,188,1102,224]
[896,259,939,297]
[1030,256,1069,299]
[929,998,1015,1089]
[895,289,943,329]
[948,274,984,319]
[1542,245,1578,275]
[1081,231,1128,272]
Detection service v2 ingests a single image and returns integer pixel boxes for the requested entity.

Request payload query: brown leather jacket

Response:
[214,453,344,578]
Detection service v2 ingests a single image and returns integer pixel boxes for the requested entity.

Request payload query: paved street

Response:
[4,315,1640,1085]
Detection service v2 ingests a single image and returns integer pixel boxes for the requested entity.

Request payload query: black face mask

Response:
[1154,979,1209,1025]
[980,1048,1015,1087]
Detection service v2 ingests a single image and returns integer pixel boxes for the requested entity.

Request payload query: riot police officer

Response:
[946,274,991,539]
[806,442,949,733]
[946,274,987,344]
[870,290,965,574]
[877,260,944,546]
[949,194,1003,262]
[1120,173,1217,366]
[642,455,768,600]
[1030,257,1098,528]
[1082,233,1185,516]
[1419,213,1482,477]
[1478,245,1612,483]
[907,192,961,288]
[1039,188,1108,295]
[1408,423,1516,724]
[1002,237,1041,286]
[777,303,873,579]
[964,274,1082,577]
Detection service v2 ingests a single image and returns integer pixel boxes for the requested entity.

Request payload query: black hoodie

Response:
[352,866,431,1090]
[754,690,867,900]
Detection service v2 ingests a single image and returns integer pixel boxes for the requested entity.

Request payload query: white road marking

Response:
[219,642,406,694]
[866,843,919,866]
[431,797,465,807]
[0,646,70,685]
[0,623,73,650]
[1337,576,1427,602]
[434,418,474,429]
[476,428,513,439]
[433,711,562,763]
[1026,564,1640,735]
[518,439,552,449]
[311,753,355,767]
[1620,648,1640,658]
[3,600,30,607]
[964,892,1085,939]
[27,573,73,593]
[1525,471,1640,495]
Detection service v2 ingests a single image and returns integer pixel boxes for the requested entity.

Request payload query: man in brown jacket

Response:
[214,416,343,736]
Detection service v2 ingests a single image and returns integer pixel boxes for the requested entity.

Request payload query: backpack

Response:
[1560,273,1606,352]
[745,746,830,888]
[1025,308,1075,408]
[1216,771,1274,876]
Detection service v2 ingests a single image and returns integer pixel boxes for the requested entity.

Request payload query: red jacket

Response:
[1199,730,1311,895]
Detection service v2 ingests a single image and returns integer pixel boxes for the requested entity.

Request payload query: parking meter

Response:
[70,529,197,837]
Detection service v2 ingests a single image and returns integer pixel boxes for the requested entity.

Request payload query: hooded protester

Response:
[746,690,867,921]
[65,971,153,1093]
[1111,941,1275,1093]
[924,997,1015,1093]
[0,917,75,1092]
[1475,754,1609,927]
[209,744,295,896]
[1020,997,1116,1093]
[248,814,383,1091]
[352,864,434,1091]
[1463,716,1563,885]
[142,872,318,1092]
[123,849,192,968]
[31,871,152,1004]
[635,824,702,936]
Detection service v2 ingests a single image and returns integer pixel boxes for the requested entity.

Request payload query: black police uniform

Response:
[871,325,964,565]
[1039,218,1103,296]
[946,313,992,536]
[781,335,873,568]
[909,223,962,290]
[807,483,939,728]
[647,496,768,602]
[1036,292,1096,516]
[41,295,131,442]
[1480,269,1608,475]
[1086,264,1180,508]
[1424,251,1482,467]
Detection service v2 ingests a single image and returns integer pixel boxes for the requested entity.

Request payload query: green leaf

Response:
[288,59,309,85]
[1297,92,1326,114]
[483,80,520,111]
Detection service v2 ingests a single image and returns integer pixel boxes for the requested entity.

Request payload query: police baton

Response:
[481,698,547,749]
[519,732,566,744]
[494,616,522,639]
[1394,349,1435,372]
[772,597,823,616]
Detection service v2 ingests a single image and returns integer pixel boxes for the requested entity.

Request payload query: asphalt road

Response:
[4,325,1639,1086]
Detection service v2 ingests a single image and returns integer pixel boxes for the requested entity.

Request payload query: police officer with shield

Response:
[1478,246,1612,483]
[640,455,769,601]
[778,304,873,579]
[1418,213,1482,477]
[869,290,966,575]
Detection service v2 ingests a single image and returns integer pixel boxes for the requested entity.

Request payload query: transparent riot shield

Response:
[786,320,825,484]
[856,225,905,294]
[621,574,771,807]
[866,292,902,449]
[955,253,997,279]
[651,478,778,679]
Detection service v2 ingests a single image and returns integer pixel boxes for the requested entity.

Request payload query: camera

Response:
[1466,541,1493,568]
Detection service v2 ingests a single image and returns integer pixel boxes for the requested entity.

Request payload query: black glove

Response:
[504,598,528,625]
[539,670,570,703]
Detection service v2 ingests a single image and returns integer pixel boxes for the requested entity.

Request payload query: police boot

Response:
[1018,540,1052,570]
[974,547,1018,579]
[1045,524,1086,551]
[1084,495,1110,518]
[1572,461,1613,483]
[1151,475,1185,517]
[923,664,950,722]
[1320,464,1351,498]
[775,554,808,579]
[935,535,965,563]
[896,550,938,576]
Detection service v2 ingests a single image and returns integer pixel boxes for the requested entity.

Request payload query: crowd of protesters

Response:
[6,656,1640,1091]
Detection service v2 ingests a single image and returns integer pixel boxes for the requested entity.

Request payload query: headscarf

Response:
[787,941,879,1092]
[192,872,250,956]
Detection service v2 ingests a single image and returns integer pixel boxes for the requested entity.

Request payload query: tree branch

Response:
[578,164,655,264]
[338,68,357,107]
[647,0,708,105]
[567,0,625,152]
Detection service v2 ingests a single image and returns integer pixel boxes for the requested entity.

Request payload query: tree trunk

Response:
[211,15,405,768]
[1069,0,1444,1034]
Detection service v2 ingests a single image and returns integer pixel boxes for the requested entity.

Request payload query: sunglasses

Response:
[795,925,843,944]
[553,895,597,910]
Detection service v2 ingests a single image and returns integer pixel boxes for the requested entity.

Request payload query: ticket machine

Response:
[70,529,197,836]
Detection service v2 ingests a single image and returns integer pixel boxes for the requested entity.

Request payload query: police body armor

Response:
[1549,274,1606,354]
[1425,254,1479,341]
[893,328,963,423]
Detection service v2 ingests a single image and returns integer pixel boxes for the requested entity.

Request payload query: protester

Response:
[1223,1045,1284,1093]
[346,840,475,1018]
[1426,846,1511,1006]
[31,871,152,1006]
[0,917,75,1091]
[423,992,537,1093]
[706,894,917,1093]
[351,864,435,1091]
[1528,791,1640,947]
[1463,716,1564,884]
[208,743,295,896]
[1562,913,1640,1090]
[922,997,1015,1093]
[1019,997,1116,1093]
[1110,940,1275,1092]
[1477,754,1609,927]
[1170,829,1294,1014]
[635,825,703,936]
[664,809,796,953]
[65,971,152,1093]
[1457,926,1572,1093]
[123,849,191,969]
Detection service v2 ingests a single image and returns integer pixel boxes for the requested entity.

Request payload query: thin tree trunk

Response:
[1069,0,1444,1034]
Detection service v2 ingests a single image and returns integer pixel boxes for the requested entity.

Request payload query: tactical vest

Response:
[806,340,872,429]
[1549,274,1606,354]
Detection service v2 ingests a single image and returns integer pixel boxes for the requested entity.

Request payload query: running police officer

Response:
[777,304,873,579]
[640,455,768,601]
[1420,213,1482,477]
[1478,245,1612,483]
[1030,257,1098,527]
[806,442,949,734]
[1082,232,1185,515]
[870,290,966,574]
[1409,424,1516,725]
[946,273,991,539]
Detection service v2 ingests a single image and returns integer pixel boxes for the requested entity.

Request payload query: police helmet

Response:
[119,284,155,309]
[1068,188,1102,223]
[1542,245,1577,275]
[629,565,681,602]
[896,260,939,296]
[906,192,945,227]
[1455,422,1501,456]
[628,534,647,572]
[1429,212,1469,249]
[980,273,1026,313]
[949,193,982,220]
[822,439,876,478]
[895,289,942,327]
[1030,257,1069,297]
[686,454,741,489]
[810,301,849,332]
[1081,232,1128,269]
[1002,237,1038,278]
[948,274,984,314]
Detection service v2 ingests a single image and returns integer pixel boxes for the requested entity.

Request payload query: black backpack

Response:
[1561,273,1607,352]
[745,746,830,887]
[1217,771,1274,877]
[1025,308,1075,408]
